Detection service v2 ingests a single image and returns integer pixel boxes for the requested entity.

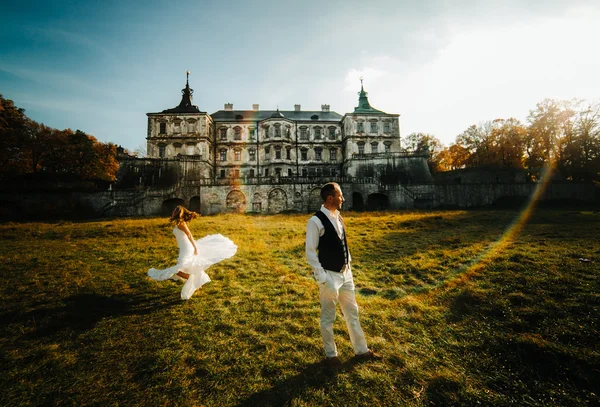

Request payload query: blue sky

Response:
[1,0,599,152]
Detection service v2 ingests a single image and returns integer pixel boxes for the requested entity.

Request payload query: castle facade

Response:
[113,74,433,215]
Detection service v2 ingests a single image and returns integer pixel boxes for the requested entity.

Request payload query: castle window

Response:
[220,128,227,140]
[370,121,377,133]
[329,148,336,162]
[265,126,269,138]
[371,142,379,153]
[265,147,270,160]
[249,128,256,140]
[286,147,291,160]
[357,122,363,133]
[384,142,391,153]
[315,148,322,161]
[315,167,322,177]
[220,169,226,178]
[328,127,336,140]
[383,122,390,133]
[264,168,269,177]
[300,148,308,161]
[274,124,281,138]
[249,169,255,178]
[357,142,365,155]
[159,122,166,134]
[275,168,281,176]
[286,127,291,138]
[233,169,240,178]
[275,146,282,159]
[219,149,227,161]
[159,145,166,158]
[300,127,308,140]
[302,168,308,177]
[288,169,292,177]
[234,149,241,161]
[234,127,241,140]
[249,149,256,161]
[314,127,322,140]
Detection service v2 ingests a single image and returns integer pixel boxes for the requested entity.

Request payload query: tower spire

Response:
[353,78,385,114]
[161,70,201,113]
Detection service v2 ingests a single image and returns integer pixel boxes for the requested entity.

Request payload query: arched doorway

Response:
[162,198,185,216]
[189,196,201,212]
[226,190,246,212]
[352,192,364,211]
[268,188,287,213]
[367,193,389,211]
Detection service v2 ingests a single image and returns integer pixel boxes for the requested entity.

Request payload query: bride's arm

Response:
[178,223,199,255]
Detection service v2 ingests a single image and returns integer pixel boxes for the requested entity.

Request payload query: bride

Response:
[148,206,237,300]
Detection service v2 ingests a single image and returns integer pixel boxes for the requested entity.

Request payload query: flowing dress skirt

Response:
[148,232,237,300]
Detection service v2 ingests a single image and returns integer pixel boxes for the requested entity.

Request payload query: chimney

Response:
[294,104,301,112]
[252,104,259,111]
[321,104,330,112]
[224,103,233,111]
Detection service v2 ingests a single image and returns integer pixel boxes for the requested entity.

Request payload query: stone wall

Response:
[1,182,597,220]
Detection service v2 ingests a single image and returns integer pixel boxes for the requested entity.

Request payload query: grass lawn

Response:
[1,209,599,406]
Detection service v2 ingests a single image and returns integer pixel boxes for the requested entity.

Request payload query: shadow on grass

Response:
[235,356,369,407]
[1,292,180,340]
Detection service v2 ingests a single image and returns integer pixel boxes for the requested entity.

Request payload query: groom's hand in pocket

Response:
[314,268,327,285]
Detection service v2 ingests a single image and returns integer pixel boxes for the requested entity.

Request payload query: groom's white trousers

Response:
[319,267,369,358]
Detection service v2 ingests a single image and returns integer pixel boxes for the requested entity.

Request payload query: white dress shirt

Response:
[306,205,352,282]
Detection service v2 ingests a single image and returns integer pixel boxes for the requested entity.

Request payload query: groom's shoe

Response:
[324,356,343,369]
[355,349,382,361]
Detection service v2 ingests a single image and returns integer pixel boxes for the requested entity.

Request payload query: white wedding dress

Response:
[148,227,237,300]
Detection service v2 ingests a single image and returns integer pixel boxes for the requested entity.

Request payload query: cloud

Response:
[344,67,388,91]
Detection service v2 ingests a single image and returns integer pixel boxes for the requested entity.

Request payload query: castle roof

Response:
[210,109,343,122]
[160,71,204,114]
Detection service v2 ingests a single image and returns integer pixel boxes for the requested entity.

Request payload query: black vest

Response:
[315,210,349,272]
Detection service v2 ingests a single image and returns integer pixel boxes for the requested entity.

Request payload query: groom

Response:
[305,182,381,366]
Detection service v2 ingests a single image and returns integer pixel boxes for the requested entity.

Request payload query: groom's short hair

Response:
[320,182,339,202]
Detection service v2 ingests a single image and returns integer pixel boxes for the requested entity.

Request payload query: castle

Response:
[113,74,435,215]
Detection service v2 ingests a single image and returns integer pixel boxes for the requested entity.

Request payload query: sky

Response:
[1,0,599,152]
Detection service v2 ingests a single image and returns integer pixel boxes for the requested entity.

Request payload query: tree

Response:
[488,118,527,169]
[403,132,446,173]
[0,94,29,175]
[444,143,470,170]
[561,101,600,181]
[454,121,494,168]
[526,98,576,168]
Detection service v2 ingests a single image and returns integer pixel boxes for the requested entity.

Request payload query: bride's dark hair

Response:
[170,205,200,225]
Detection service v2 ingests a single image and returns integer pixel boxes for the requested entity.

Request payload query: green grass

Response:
[1,210,599,406]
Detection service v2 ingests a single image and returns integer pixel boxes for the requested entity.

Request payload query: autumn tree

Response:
[454,121,494,168]
[526,98,576,169]
[403,132,447,173]
[488,118,527,168]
